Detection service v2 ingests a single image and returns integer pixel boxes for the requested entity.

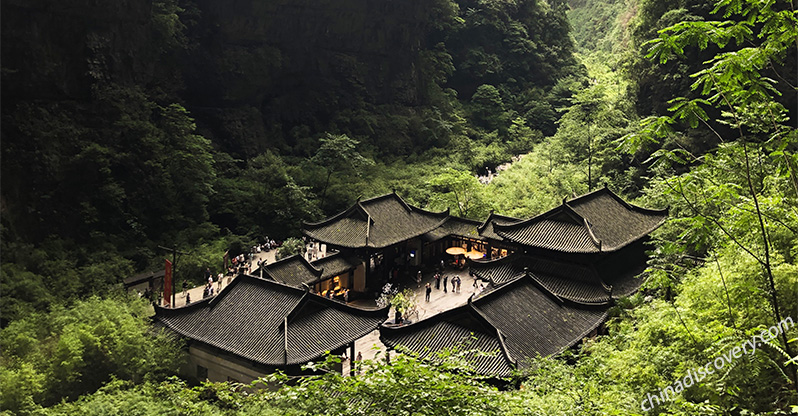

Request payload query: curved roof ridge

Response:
[308,291,392,315]
[305,192,452,249]
[392,190,413,213]
[303,201,370,228]
[476,270,600,308]
[477,212,521,233]
[446,214,484,226]
[471,253,515,267]
[493,200,587,234]
[568,185,669,216]
[469,256,523,286]
[239,273,307,293]
[493,187,667,253]
[358,192,449,217]
[380,302,469,331]
[472,272,526,298]
[526,270,611,306]
[467,295,517,365]
[493,205,599,253]
[549,310,610,357]
[266,254,324,277]
[309,251,342,264]
[283,287,311,325]
[582,217,602,250]
[592,261,613,295]
[356,200,375,219]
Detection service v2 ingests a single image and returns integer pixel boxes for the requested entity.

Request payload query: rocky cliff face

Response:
[181,0,438,156]
[2,0,157,101]
[2,0,576,160]
[3,0,440,156]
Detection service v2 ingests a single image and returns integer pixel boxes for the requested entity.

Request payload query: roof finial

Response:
[603,182,608,189]
[562,197,567,206]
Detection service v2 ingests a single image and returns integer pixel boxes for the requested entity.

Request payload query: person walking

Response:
[416,270,422,288]
[425,283,431,302]
[451,276,456,293]
[443,275,448,293]
[355,351,363,375]
[456,276,461,293]
[434,273,440,290]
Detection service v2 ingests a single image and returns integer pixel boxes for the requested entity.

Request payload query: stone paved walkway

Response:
[342,265,487,374]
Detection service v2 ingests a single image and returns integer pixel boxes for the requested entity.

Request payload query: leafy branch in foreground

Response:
[621,0,798,396]
[253,349,503,416]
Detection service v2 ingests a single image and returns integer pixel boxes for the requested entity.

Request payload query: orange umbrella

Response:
[445,247,467,255]
[466,250,485,260]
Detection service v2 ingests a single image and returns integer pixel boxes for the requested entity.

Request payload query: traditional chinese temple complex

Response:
[154,185,666,380]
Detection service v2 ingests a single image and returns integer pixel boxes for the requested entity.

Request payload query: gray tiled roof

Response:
[262,255,322,287]
[311,253,362,280]
[473,276,607,366]
[380,305,515,377]
[595,242,651,298]
[422,216,481,242]
[303,193,449,249]
[379,273,608,375]
[478,212,524,241]
[154,275,388,367]
[494,187,667,253]
[470,254,611,305]
[256,253,362,287]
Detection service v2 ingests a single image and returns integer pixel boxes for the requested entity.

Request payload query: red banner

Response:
[164,259,173,307]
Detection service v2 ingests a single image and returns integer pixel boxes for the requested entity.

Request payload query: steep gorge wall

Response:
[181,0,438,156]
[2,0,442,157]
[2,0,158,102]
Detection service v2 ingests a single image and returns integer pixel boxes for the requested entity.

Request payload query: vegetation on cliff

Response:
[1,0,797,414]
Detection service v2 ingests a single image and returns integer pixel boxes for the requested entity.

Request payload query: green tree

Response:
[257,350,504,415]
[621,0,798,395]
[0,295,184,411]
[427,168,492,219]
[276,237,306,261]
[470,84,507,131]
[310,134,374,211]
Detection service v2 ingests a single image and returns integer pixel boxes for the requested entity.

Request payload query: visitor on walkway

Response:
[425,283,431,301]
[416,270,422,288]
[434,273,440,290]
[456,276,461,293]
[443,275,448,293]
[451,277,456,292]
